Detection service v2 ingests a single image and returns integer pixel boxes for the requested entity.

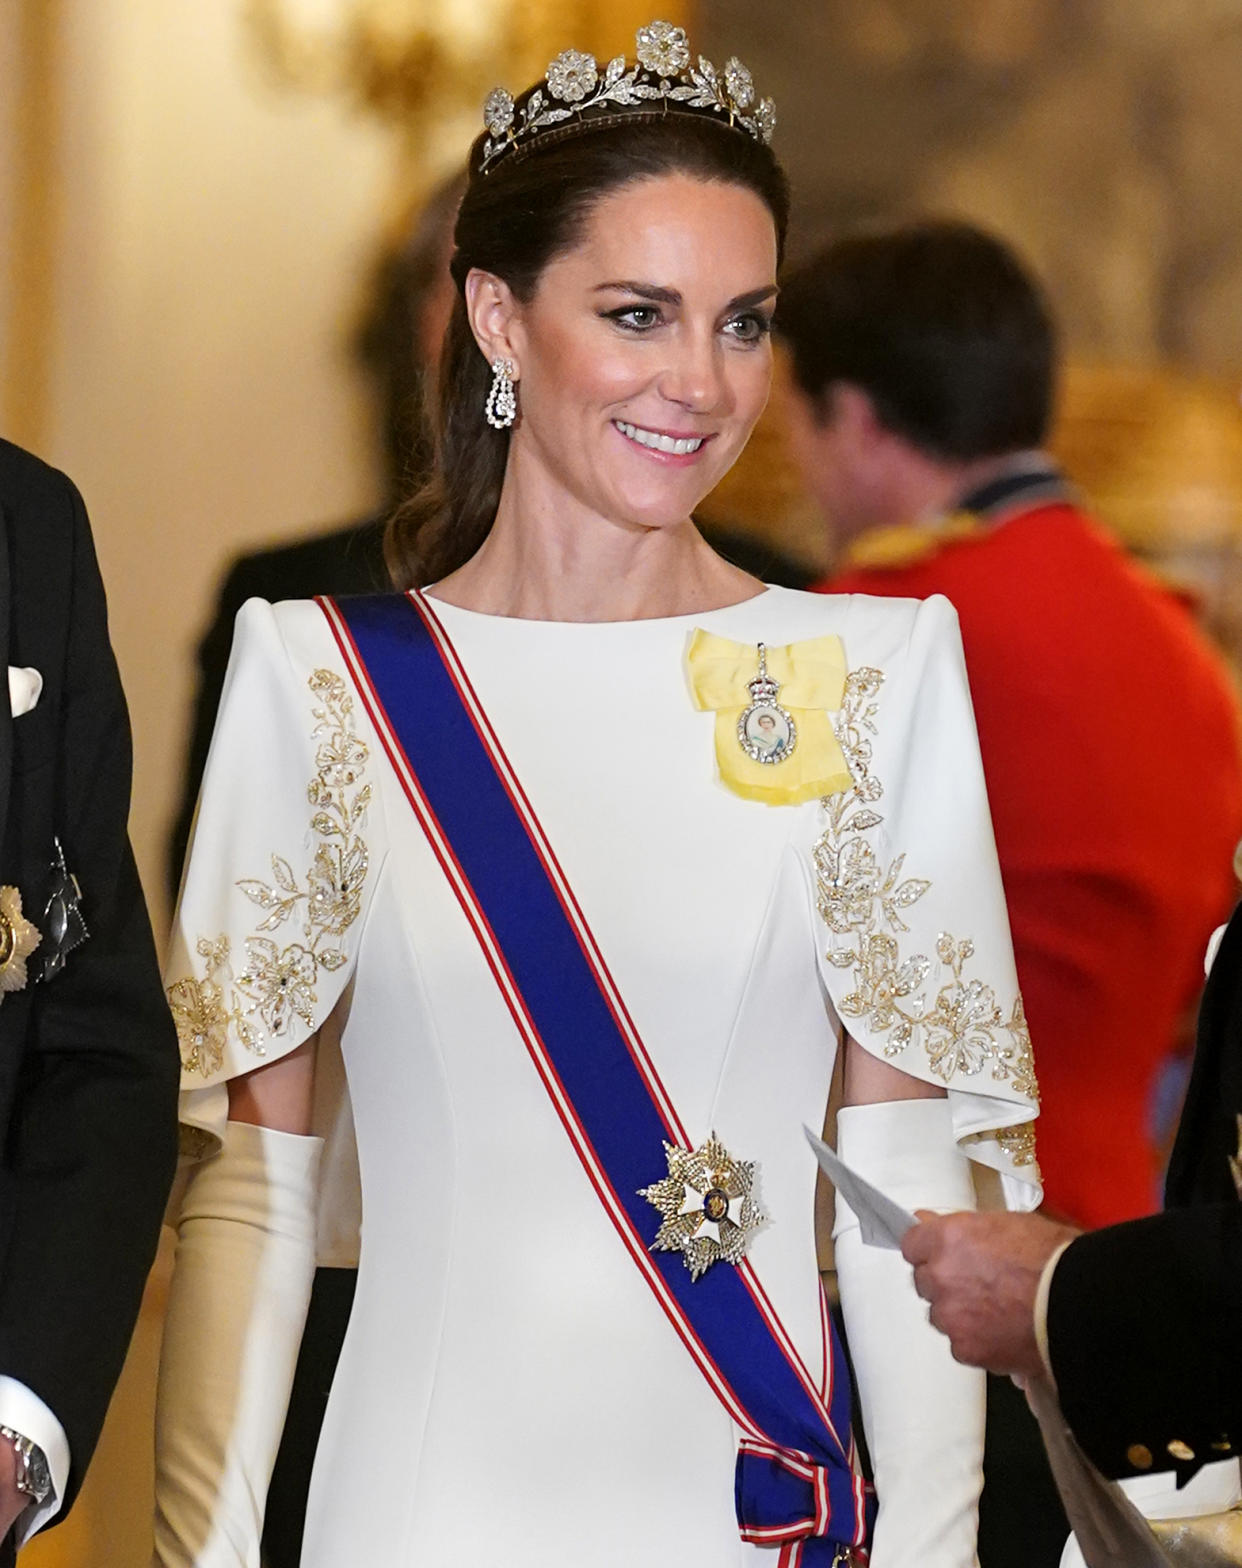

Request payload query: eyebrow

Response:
[593,281,778,310]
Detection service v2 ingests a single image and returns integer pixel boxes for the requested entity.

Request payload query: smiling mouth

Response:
[614,420,708,456]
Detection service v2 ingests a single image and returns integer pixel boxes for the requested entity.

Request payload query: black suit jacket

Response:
[0,441,179,1522]
[1046,900,1242,1480]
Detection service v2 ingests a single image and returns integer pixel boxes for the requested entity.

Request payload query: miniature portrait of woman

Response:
[746,707,791,758]
[154,19,1040,1567]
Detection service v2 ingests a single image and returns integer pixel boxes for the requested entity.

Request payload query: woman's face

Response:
[476,172,778,537]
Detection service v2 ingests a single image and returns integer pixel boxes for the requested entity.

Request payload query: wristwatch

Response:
[0,1426,51,1506]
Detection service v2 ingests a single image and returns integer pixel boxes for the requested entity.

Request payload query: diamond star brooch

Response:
[639,1132,764,1280]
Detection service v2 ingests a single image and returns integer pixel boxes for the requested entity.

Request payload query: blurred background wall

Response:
[706,0,1242,371]
[4,1,1242,1563]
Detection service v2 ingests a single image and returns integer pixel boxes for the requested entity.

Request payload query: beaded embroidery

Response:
[814,667,1039,1107]
[988,1122,1039,1169]
[168,669,371,1077]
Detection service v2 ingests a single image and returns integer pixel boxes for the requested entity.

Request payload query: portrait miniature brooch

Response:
[686,631,855,805]
[738,643,797,765]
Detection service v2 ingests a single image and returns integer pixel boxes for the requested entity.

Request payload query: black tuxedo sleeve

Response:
[1046,1203,1242,1479]
[0,471,179,1511]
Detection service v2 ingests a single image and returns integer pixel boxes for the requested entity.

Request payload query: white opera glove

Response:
[1058,1460,1242,1568]
[153,1120,321,1568]
[833,1097,984,1568]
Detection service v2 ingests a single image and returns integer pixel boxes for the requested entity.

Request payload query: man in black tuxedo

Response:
[0,440,179,1560]
[904,898,1242,1482]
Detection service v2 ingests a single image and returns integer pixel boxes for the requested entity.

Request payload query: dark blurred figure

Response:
[776,219,1242,1568]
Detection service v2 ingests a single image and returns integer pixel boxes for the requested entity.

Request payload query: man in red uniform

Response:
[776,219,1242,1567]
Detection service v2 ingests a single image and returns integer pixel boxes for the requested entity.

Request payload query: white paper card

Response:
[803,1125,917,1250]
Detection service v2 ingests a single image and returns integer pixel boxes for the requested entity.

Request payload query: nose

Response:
[656,326,729,415]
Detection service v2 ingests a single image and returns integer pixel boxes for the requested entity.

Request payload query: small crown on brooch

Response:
[747,669,780,705]
[479,20,776,176]
[747,643,780,704]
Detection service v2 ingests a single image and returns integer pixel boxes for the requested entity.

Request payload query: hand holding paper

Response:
[900,1209,1077,1383]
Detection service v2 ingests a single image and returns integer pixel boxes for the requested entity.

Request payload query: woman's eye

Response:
[605,305,663,332]
[724,312,772,344]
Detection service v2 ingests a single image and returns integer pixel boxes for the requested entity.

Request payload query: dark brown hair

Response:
[355,172,466,502]
[384,112,789,589]
[775,220,1056,463]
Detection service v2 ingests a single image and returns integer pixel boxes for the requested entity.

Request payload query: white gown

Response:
[167,585,1040,1567]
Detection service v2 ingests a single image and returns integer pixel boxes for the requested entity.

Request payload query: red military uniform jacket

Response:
[818,461,1242,1225]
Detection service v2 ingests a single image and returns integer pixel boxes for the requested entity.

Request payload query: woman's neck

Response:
[427,494,763,624]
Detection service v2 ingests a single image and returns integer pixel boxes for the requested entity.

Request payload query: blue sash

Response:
[321,590,873,1564]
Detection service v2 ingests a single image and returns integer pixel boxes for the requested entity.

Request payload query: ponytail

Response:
[384,301,509,589]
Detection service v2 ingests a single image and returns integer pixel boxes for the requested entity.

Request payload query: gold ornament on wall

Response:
[241,0,688,175]
[243,0,508,134]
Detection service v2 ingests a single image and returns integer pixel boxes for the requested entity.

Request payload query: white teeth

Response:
[615,420,705,456]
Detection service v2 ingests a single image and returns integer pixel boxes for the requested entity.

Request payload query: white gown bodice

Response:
[167,585,1039,1565]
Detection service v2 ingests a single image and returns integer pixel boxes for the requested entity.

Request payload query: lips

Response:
[613,419,709,456]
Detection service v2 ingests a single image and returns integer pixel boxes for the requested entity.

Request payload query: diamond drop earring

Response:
[484,357,518,429]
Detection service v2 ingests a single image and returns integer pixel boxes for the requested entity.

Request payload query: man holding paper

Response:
[901,903,1242,1562]
[904,907,1242,1485]
[903,1205,1242,1480]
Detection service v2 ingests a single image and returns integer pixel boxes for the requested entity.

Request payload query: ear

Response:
[464,269,523,377]
[829,383,884,445]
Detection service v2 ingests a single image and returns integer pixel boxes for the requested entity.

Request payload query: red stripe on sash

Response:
[401,590,852,1454]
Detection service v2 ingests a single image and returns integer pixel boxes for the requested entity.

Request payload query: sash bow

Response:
[687,631,853,805]
[737,1441,865,1562]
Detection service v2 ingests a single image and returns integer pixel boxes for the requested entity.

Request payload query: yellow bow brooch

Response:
[686,630,854,806]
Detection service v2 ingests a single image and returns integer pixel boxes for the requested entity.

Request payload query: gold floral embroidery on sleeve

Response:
[975,1122,1039,1168]
[814,667,1038,1104]
[168,670,371,1077]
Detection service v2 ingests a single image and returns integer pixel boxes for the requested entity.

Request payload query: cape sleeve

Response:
[812,594,1042,1209]
[164,598,384,1159]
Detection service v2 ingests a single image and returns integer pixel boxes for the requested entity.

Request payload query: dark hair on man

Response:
[385,112,790,590]
[775,220,1056,463]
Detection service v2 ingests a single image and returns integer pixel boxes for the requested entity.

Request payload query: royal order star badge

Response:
[639,1132,764,1281]
[0,886,40,1000]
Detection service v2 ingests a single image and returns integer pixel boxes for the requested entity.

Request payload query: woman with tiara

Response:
[154,21,1040,1566]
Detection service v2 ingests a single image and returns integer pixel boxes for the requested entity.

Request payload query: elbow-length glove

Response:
[153,1120,321,1568]
[833,1097,984,1568]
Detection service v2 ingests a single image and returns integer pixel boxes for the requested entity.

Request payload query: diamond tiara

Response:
[478,20,776,176]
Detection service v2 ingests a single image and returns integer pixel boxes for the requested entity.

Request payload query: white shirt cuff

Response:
[1033,1238,1074,1387]
[0,1376,70,1543]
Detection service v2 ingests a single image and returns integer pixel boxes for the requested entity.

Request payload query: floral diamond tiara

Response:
[478,20,776,176]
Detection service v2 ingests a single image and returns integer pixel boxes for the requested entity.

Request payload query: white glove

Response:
[833,1096,983,1568]
[153,1120,321,1568]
